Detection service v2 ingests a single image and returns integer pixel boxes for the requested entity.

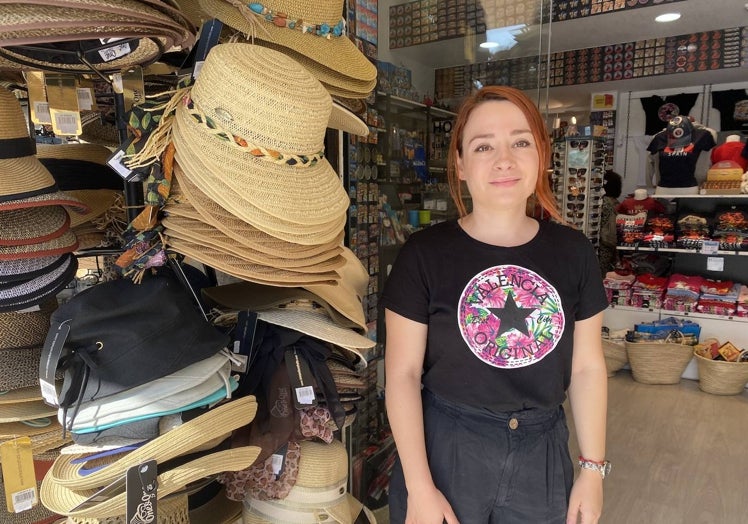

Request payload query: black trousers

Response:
[389,389,574,523]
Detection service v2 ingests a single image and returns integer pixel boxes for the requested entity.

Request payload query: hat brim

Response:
[330,102,369,137]
[0,254,77,313]
[257,308,374,351]
[0,399,56,423]
[0,157,57,201]
[66,189,121,228]
[169,172,345,254]
[0,229,78,261]
[46,396,259,490]
[198,0,376,84]
[0,205,70,246]
[0,188,90,214]
[0,254,67,285]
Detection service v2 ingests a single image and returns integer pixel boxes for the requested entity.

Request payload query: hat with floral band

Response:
[171,43,350,229]
[197,0,376,85]
[0,87,89,213]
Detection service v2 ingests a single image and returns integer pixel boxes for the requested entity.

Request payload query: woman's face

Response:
[456,100,539,210]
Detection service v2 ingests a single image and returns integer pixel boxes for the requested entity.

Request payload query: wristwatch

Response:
[578,456,612,479]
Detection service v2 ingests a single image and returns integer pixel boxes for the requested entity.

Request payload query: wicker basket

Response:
[624,340,694,385]
[694,352,748,395]
[602,339,628,377]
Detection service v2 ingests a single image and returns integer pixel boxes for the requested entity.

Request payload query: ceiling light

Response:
[655,12,681,22]
[480,41,500,49]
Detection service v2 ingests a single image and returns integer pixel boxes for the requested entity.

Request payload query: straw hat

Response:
[242,440,375,524]
[166,237,340,287]
[171,43,349,230]
[0,253,77,313]
[36,143,113,165]
[0,205,70,246]
[60,493,189,524]
[0,296,57,350]
[41,447,259,519]
[0,399,56,423]
[0,229,78,260]
[0,88,90,213]
[0,346,53,391]
[0,383,44,404]
[170,167,345,250]
[173,0,211,27]
[0,254,67,284]
[189,485,243,524]
[163,215,344,271]
[47,395,258,490]
[198,0,376,84]
[0,418,57,439]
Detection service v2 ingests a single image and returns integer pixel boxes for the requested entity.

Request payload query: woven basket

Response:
[602,339,628,377]
[694,352,748,395]
[625,340,694,385]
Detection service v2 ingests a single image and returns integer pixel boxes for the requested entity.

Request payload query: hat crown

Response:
[0,88,31,142]
[189,43,331,156]
[296,440,348,490]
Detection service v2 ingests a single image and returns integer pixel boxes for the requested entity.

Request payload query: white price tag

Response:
[295,386,315,405]
[706,257,724,272]
[33,101,51,124]
[76,87,94,110]
[700,240,719,255]
[107,149,134,180]
[270,454,284,475]
[39,379,59,407]
[50,109,81,136]
[12,487,36,513]
[98,42,132,62]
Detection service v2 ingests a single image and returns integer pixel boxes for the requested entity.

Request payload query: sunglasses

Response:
[568,168,587,176]
[570,140,589,149]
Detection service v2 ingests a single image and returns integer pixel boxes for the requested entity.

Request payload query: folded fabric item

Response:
[696,300,737,316]
[61,352,231,431]
[71,376,238,434]
[662,296,698,313]
[666,274,704,300]
[632,274,668,292]
[739,284,748,305]
[603,271,635,289]
[70,418,160,446]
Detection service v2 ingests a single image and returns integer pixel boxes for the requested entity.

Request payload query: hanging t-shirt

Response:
[640,93,699,136]
[647,127,716,188]
[710,89,748,132]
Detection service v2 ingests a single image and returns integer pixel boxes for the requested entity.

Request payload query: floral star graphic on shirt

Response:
[487,291,537,337]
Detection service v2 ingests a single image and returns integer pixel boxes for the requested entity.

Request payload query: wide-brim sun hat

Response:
[172,149,346,244]
[0,253,77,313]
[61,492,189,524]
[41,447,260,519]
[241,440,376,524]
[169,167,345,250]
[47,395,258,490]
[0,254,70,284]
[0,297,57,350]
[171,43,349,226]
[36,143,114,165]
[0,229,78,261]
[0,205,70,246]
[0,418,58,439]
[167,237,340,287]
[0,399,57,423]
[163,215,345,272]
[197,0,376,84]
[0,346,59,391]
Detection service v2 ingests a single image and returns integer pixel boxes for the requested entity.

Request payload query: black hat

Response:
[40,273,229,420]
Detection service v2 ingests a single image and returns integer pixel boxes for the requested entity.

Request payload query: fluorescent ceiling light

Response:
[481,24,526,53]
[655,12,681,22]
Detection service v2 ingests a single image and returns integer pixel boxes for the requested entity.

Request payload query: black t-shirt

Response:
[640,93,699,135]
[647,128,716,187]
[710,89,748,132]
[380,220,608,412]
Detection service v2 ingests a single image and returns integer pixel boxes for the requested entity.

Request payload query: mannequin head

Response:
[634,188,648,200]
[726,134,741,143]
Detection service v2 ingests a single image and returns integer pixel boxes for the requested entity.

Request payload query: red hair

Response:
[447,86,561,222]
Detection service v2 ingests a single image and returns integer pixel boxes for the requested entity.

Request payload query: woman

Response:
[382,86,609,524]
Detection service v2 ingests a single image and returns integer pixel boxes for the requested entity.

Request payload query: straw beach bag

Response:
[602,338,628,377]
[694,351,748,395]
[624,332,694,385]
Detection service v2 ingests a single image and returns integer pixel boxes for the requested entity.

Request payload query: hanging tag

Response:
[192,19,223,80]
[126,460,157,524]
[236,310,258,372]
[270,443,289,479]
[0,437,37,513]
[24,71,52,125]
[98,42,132,63]
[39,320,70,407]
[50,109,82,136]
[121,66,145,113]
[106,136,140,181]
[284,348,317,409]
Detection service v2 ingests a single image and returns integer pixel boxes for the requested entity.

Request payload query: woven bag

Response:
[602,338,628,377]
[625,336,694,385]
[694,352,748,395]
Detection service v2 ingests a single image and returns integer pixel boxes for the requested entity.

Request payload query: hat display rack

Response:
[1,2,382,521]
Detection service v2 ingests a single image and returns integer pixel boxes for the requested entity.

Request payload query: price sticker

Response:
[706,257,724,272]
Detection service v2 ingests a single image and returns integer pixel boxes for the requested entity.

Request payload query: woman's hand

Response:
[565,469,603,524]
[405,484,460,524]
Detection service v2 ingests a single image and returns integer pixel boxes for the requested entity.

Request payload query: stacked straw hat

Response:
[197,0,377,99]
[242,440,376,523]
[0,87,86,312]
[0,0,196,73]
[37,143,128,251]
[39,397,262,520]
[165,43,366,286]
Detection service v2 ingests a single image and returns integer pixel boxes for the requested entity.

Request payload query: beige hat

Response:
[170,167,345,250]
[60,493,189,524]
[41,447,259,520]
[198,0,376,84]
[0,399,56,423]
[0,88,89,213]
[0,205,69,246]
[46,395,258,490]
[242,440,375,524]
[171,43,349,231]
